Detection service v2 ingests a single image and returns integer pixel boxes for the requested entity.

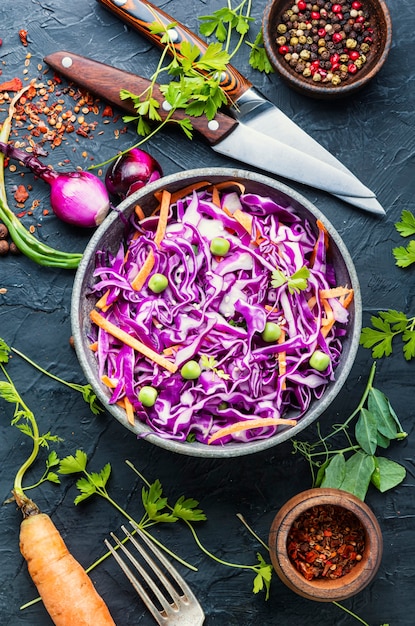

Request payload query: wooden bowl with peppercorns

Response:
[262,0,392,99]
[269,488,383,601]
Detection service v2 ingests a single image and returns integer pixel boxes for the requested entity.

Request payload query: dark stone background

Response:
[0,1,414,624]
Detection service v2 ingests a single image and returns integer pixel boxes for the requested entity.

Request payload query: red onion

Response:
[0,141,110,228]
[105,148,163,201]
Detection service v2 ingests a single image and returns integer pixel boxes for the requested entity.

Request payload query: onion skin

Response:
[47,170,110,228]
[105,148,162,200]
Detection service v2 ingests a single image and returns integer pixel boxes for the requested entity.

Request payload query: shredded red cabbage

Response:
[89,184,352,445]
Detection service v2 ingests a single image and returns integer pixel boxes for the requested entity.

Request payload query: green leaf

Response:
[75,476,97,502]
[371,456,406,492]
[0,381,20,404]
[393,240,415,268]
[172,496,206,522]
[339,451,376,500]
[0,337,11,363]
[253,554,272,600]
[46,471,60,485]
[195,43,230,72]
[89,464,111,489]
[59,450,88,474]
[355,408,378,455]
[403,329,415,360]
[247,32,275,74]
[395,209,415,237]
[271,266,309,294]
[360,316,395,358]
[368,388,401,439]
[320,453,346,488]
[314,459,331,487]
[46,450,60,469]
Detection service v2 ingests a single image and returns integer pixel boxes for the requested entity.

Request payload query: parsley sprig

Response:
[360,209,415,360]
[292,363,407,501]
[200,354,230,380]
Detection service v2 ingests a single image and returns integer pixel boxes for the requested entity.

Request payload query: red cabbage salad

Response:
[88,181,354,446]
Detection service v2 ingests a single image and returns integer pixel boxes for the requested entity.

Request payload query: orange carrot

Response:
[130,248,155,291]
[166,180,211,205]
[319,286,353,299]
[89,341,98,352]
[277,328,287,390]
[95,289,110,311]
[15,492,115,626]
[124,395,135,426]
[90,309,177,373]
[154,189,171,246]
[208,416,297,444]
[101,374,117,388]
[134,204,145,221]
[233,208,253,235]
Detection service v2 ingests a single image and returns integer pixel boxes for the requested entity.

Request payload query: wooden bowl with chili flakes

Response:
[268,488,383,601]
[262,0,392,99]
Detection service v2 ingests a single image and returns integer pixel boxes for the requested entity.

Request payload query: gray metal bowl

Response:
[71,168,362,458]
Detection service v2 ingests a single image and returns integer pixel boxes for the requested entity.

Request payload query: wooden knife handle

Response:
[96,0,253,102]
[44,51,238,145]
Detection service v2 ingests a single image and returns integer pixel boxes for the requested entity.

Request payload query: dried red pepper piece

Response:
[19,29,28,47]
[0,78,24,93]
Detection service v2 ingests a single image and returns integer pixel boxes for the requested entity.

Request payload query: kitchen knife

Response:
[44,51,383,204]
[95,0,385,215]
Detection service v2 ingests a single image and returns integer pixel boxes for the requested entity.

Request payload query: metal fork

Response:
[105,521,205,626]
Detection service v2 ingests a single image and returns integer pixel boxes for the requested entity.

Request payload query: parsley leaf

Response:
[271,266,310,294]
[394,209,415,237]
[247,32,275,74]
[392,240,415,268]
[360,310,415,360]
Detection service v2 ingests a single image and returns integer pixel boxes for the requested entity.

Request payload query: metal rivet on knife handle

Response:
[61,56,73,68]
[96,0,254,102]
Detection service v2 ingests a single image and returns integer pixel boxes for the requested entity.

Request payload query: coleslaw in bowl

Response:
[71,168,361,458]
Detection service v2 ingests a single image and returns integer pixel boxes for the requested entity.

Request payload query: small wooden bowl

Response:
[268,488,383,602]
[262,0,392,99]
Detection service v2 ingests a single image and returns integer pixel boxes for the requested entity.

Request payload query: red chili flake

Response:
[14,185,29,204]
[287,505,365,581]
[16,211,27,218]
[19,29,28,47]
[0,77,24,93]
[102,105,114,117]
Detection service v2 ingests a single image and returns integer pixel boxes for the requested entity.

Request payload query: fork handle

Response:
[96,0,253,102]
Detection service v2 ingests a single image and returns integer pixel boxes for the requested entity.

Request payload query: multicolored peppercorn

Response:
[274,0,375,86]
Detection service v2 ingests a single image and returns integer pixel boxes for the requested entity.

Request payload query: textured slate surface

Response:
[0,1,414,625]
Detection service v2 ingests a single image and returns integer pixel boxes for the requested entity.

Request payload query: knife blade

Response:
[95,0,385,215]
[44,51,383,202]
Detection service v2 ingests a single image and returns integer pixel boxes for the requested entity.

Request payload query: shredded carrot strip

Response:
[90,309,178,373]
[124,396,135,426]
[162,344,182,356]
[167,181,211,204]
[310,219,329,266]
[134,204,145,221]
[89,341,98,352]
[154,189,171,246]
[209,180,246,194]
[341,289,354,309]
[101,375,117,388]
[211,185,220,207]
[307,295,317,311]
[208,416,297,444]
[278,329,287,390]
[96,289,110,311]
[130,248,155,291]
[233,208,253,234]
[319,286,353,299]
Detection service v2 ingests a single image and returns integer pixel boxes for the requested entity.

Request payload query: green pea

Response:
[180,360,201,380]
[210,237,230,256]
[309,350,330,372]
[148,273,168,293]
[261,322,282,342]
[138,386,158,407]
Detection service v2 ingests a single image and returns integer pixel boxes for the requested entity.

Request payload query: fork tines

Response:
[105,521,202,625]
